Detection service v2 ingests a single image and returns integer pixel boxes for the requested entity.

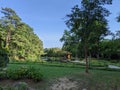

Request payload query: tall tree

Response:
[0,7,21,48]
[62,0,112,73]
[0,7,43,61]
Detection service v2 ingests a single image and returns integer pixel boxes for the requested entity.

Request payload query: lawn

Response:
[0,62,120,90]
[7,63,84,79]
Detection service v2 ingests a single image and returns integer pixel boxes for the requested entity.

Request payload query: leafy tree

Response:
[0,23,9,67]
[99,39,120,60]
[9,23,43,61]
[61,0,112,73]
[0,7,43,62]
[60,30,80,59]
[0,7,21,48]
[0,48,9,67]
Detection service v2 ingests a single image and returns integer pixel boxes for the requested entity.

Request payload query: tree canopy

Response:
[61,0,113,73]
[0,7,43,65]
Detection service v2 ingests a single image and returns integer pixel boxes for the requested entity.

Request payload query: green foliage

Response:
[61,0,112,67]
[60,0,119,61]
[44,48,68,57]
[0,48,9,67]
[10,23,43,61]
[0,66,43,81]
[0,7,43,62]
[7,66,28,80]
[100,39,120,60]
[61,0,113,73]
[27,66,43,81]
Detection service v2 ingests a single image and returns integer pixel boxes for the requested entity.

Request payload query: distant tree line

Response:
[44,48,68,57]
[0,8,43,67]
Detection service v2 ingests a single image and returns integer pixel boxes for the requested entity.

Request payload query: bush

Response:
[6,66,43,81]
[27,66,43,81]
[7,66,27,80]
[0,48,9,67]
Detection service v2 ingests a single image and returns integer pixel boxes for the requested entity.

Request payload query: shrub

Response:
[27,66,43,81]
[7,68,21,80]
[7,66,27,80]
[0,48,9,67]
[6,66,43,81]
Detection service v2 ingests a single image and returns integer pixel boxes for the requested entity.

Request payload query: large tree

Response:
[0,8,43,61]
[0,7,21,48]
[61,0,112,73]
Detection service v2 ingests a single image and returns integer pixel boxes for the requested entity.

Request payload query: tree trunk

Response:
[5,29,11,48]
[75,44,79,60]
[84,41,89,73]
[97,54,99,59]
[97,41,100,59]
[0,38,2,48]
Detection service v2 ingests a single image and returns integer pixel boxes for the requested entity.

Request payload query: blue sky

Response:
[0,0,120,48]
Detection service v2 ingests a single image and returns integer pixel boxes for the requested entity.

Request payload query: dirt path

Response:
[50,77,79,90]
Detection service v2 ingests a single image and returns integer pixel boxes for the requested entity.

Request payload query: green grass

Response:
[89,59,120,67]
[0,62,120,89]
[7,63,84,79]
[8,61,120,79]
[72,70,120,90]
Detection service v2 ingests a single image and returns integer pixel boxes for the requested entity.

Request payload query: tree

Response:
[61,0,112,73]
[0,7,21,48]
[0,25,9,67]
[9,23,43,60]
[99,39,120,60]
[0,7,43,61]
[60,29,80,59]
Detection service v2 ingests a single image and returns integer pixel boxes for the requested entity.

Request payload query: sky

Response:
[0,0,120,48]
